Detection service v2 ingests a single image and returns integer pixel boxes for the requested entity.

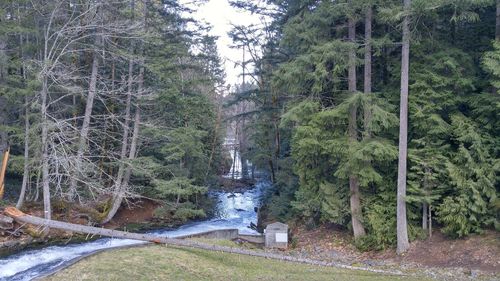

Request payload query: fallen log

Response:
[0,214,13,224]
[2,206,402,275]
[3,207,169,243]
[0,214,13,230]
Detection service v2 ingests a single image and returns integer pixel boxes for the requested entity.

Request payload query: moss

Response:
[24,226,44,238]
[72,200,110,223]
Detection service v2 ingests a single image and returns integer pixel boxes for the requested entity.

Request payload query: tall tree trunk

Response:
[422,202,428,230]
[496,0,499,41]
[107,65,144,223]
[396,0,411,254]
[41,76,51,235]
[0,148,9,200]
[0,95,7,154]
[269,159,276,183]
[33,169,40,202]
[206,101,222,179]
[16,28,29,208]
[348,14,366,239]
[102,59,134,224]
[494,0,499,94]
[363,5,373,137]
[16,96,30,209]
[104,0,143,222]
[68,47,99,201]
[232,124,239,180]
[428,204,432,238]
[422,166,429,231]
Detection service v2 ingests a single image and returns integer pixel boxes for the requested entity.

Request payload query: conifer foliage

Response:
[231,0,499,250]
[0,0,226,225]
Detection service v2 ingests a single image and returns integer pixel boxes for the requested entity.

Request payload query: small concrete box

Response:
[264,222,288,249]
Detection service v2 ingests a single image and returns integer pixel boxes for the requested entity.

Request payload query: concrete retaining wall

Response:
[237,234,264,244]
[176,229,264,244]
[176,229,239,240]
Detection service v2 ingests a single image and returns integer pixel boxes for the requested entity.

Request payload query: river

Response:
[0,153,266,280]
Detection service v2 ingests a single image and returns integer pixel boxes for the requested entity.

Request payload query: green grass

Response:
[45,242,433,281]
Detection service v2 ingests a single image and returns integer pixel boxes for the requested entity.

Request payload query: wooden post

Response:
[0,147,10,200]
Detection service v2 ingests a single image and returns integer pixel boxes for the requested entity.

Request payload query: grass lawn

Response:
[45,242,433,281]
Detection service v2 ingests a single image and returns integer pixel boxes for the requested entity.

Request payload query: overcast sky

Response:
[183,0,262,86]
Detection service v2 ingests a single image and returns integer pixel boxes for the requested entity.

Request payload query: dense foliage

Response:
[231,0,499,248]
[0,0,227,224]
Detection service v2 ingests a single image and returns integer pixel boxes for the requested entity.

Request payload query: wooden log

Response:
[0,213,13,230]
[0,214,13,224]
[2,206,401,275]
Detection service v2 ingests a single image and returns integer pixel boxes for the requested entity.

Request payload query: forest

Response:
[0,0,229,230]
[0,0,498,271]
[229,0,499,253]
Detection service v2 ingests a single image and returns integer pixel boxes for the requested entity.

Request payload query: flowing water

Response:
[0,151,265,281]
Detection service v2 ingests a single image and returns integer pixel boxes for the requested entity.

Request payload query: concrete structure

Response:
[264,222,288,249]
[177,229,264,244]
[177,229,239,240]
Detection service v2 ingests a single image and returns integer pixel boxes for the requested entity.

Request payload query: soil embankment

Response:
[0,177,257,257]
[284,224,499,276]
[0,198,160,257]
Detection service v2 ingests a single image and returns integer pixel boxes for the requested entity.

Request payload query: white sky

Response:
[183,0,262,86]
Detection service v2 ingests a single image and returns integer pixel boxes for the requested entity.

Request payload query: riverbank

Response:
[0,198,158,258]
[0,180,269,280]
[277,224,499,280]
[0,177,259,258]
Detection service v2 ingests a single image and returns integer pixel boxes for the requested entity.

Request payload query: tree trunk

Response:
[396,0,411,255]
[232,125,239,180]
[41,76,51,235]
[496,0,499,41]
[206,102,221,179]
[16,96,30,209]
[68,47,99,201]
[347,14,366,239]
[0,96,7,155]
[104,0,144,217]
[269,159,276,183]
[33,169,40,202]
[102,59,134,224]
[422,202,428,230]
[106,64,144,223]
[494,0,499,94]
[363,5,373,137]
[0,148,9,200]
[428,204,432,238]
[106,106,140,223]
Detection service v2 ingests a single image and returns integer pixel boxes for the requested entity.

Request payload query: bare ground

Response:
[282,224,499,280]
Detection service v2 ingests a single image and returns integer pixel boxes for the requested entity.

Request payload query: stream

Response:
[0,152,266,281]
